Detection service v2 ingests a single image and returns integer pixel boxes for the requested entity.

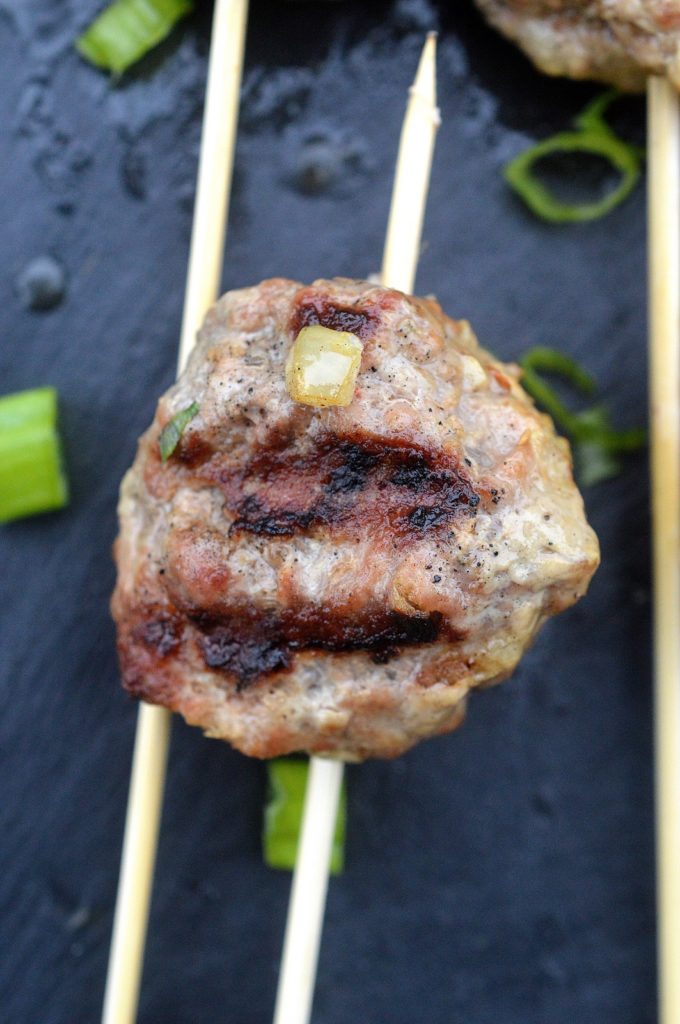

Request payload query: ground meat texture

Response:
[474,0,680,91]
[111,278,599,761]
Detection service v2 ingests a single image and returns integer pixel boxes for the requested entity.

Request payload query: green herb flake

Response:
[158,401,199,462]
[505,92,643,223]
[0,387,69,523]
[519,347,645,486]
[263,759,346,875]
[76,0,193,75]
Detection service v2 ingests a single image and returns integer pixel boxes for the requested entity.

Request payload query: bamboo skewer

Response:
[647,75,680,1024]
[272,757,344,1024]
[272,35,439,1024]
[381,33,441,294]
[101,3,250,1021]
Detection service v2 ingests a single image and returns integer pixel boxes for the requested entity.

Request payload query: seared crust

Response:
[474,0,680,91]
[111,278,599,760]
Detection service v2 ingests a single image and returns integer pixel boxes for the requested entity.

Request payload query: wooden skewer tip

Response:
[381,33,439,294]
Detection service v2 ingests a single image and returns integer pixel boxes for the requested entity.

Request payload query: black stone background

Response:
[0,2,655,1022]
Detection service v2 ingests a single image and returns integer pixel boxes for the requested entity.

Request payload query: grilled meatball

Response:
[474,0,680,91]
[112,278,599,761]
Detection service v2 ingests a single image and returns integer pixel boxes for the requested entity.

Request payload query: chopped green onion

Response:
[520,347,594,438]
[505,92,643,223]
[506,131,640,223]
[573,90,620,135]
[263,759,346,875]
[519,346,596,396]
[519,347,645,486]
[572,90,645,160]
[0,387,69,523]
[158,401,199,462]
[574,440,622,488]
[570,404,646,451]
[75,0,193,75]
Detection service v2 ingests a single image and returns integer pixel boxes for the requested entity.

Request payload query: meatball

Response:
[111,278,599,761]
[474,0,680,91]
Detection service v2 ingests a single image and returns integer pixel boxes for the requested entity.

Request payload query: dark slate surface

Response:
[0,2,655,1022]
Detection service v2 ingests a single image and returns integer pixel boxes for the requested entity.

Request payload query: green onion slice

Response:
[520,345,595,395]
[505,92,642,223]
[573,90,620,136]
[75,0,193,75]
[574,440,622,488]
[0,387,69,523]
[158,401,199,462]
[519,347,645,486]
[520,347,594,437]
[263,759,346,875]
[572,90,645,159]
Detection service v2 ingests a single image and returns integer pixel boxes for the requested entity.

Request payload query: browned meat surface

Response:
[111,278,599,761]
[474,0,680,91]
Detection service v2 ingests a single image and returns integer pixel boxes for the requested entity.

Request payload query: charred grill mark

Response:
[195,609,446,689]
[406,483,480,531]
[324,442,379,495]
[290,298,378,340]
[389,451,432,489]
[407,506,449,530]
[141,432,475,688]
[201,629,290,689]
[313,609,442,651]
[229,496,315,537]
[226,434,480,540]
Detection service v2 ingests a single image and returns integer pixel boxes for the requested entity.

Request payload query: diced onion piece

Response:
[460,354,487,391]
[0,387,69,523]
[263,758,346,874]
[75,0,193,75]
[285,325,363,408]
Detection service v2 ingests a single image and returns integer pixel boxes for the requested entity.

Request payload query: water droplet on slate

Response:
[15,255,66,311]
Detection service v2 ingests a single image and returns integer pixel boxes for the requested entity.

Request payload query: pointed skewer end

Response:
[412,32,438,115]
